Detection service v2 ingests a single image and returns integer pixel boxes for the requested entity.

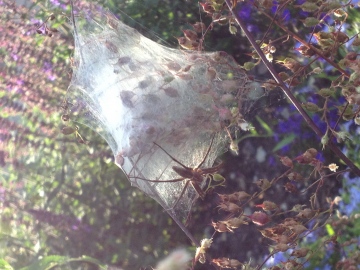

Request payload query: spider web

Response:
[66,3,251,224]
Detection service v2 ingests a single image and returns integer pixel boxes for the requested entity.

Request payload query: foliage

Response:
[1,0,360,270]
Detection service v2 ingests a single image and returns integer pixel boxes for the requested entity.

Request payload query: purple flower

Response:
[16,79,24,86]
[50,0,61,6]
[49,0,67,10]
[237,5,251,21]
[11,53,18,61]
[47,74,56,81]
[43,61,52,71]
[265,251,288,267]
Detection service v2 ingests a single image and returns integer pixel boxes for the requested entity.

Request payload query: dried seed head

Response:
[279,156,293,167]
[248,211,270,226]
[284,182,298,194]
[352,36,360,46]
[218,191,250,203]
[296,45,315,57]
[217,202,242,213]
[192,22,206,33]
[61,114,70,121]
[199,2,215,14]
[274,243,290,252]
[289,224,307,235]
[256,201,278,211]
[282,259,301,270]
[276,234,291,244]
[196,251,206,264]
[232,191,251,202]
[282,218,299,227]
[294,148,318,164]
[345,52,358,61]
[291,248,309,258]
[222,216,249,229]
[260,0,273,9]
[333,196,342,205]
[212,258,243,269]
[276,58,302,73]
[296,208,316,219]
[287,172,304,182]
[195,238,213,263]
[177,37,199,50]
[334,9,347,18]
[255,178,271,191]
[200,238,213,249]
[182,29,198,41]
[212,221,232,233]
[262,79,277,90]
[61,126,77,135]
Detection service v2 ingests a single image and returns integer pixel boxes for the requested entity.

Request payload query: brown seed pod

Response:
[192,22,206,33]
[247,211,270,226]
[61,126,77,135]
[284,182,298,194]
[255,201,278,211]
[211,221,232,233]
[255,178,271,191]
[278,156,293,167]
[217,202,242,213]
[61,114,70,122]
[212,257,243,269]
[182,29,198,41]
[291,248,310,258]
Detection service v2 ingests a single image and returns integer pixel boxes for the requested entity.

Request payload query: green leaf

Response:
[19,255,107,270]
[255,116,273,135]
[0,259,14,270]
[303,17,320,27]
[325,223,335,236]
[272,133,296,152]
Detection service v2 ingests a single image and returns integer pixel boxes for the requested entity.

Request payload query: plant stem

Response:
[225,0,360,177]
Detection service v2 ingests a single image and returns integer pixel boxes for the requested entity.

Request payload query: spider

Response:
[131,135,224,209]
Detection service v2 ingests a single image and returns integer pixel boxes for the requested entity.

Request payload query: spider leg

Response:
[168,179,192,210]
[197,133,216,168]
[153,142,191,169]
[129,176,186,183]
[190,181,205,200]
[202,162,223,174]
